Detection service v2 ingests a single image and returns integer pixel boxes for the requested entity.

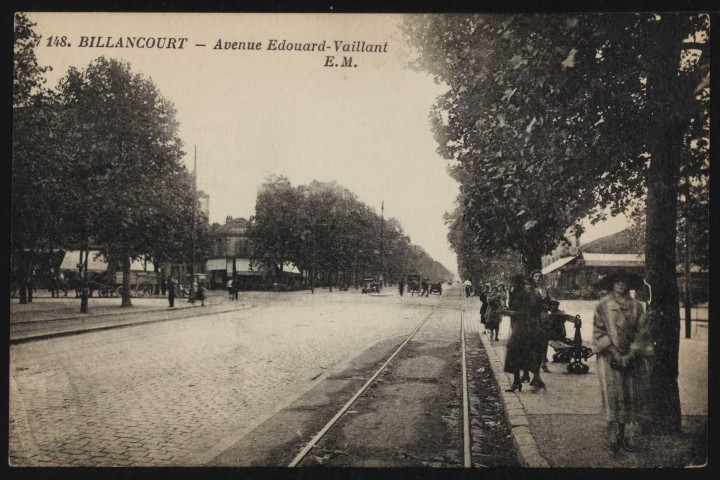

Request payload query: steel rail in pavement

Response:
[288,297,444,467]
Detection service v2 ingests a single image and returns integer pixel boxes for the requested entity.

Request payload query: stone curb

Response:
[477,331,550,468]
[11,302,198,326]
[10,304,254,344]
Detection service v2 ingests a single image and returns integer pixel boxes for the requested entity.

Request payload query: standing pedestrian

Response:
[420,279,430,297]
[504,277,544,393]
[227,277,234,300]
[58,270,68,297]
[497,283,509,307]
[479,284,490,326]
[463,279,472,297]
[232,276,239,300]
[593,269,653,454]
[530,270,554,373]
[398,277,405,297]
[196,279,206,307]
[167,276,176,308]
[486,286,503,341]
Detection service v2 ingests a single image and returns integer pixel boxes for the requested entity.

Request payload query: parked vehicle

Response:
[429,282,443,295]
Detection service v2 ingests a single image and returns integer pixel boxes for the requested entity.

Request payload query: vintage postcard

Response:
[10,12,708,468]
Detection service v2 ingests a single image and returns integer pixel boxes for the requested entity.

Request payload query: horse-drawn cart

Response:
[111,271,158,298]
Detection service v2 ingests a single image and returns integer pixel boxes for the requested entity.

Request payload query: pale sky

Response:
[28,12,630,276]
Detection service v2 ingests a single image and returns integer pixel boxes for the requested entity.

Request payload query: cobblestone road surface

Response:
[9,290,440,466]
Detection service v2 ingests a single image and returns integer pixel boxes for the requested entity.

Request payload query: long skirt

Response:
[503,320,542,373]
[485,309,502,331]
[596,353,635,424]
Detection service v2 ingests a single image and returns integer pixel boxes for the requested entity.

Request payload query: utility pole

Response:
[380,201,384,287]
[311,223,315,295]
[188,146,197,303]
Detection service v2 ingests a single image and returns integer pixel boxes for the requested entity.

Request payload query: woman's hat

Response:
[596,269,645,291]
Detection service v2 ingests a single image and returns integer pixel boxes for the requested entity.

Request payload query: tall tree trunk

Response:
[641,18,692,434]
[644,117,684,434]
[121,255,133,307]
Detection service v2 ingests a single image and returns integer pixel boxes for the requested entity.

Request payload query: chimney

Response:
[226,216,233,223]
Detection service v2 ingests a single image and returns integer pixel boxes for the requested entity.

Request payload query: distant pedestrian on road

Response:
[398,278,405,297]
[593,269,654,454]
[463,279,472,297]
[420,279,429,297]
[167,277,176,308]
[227,278,234,300]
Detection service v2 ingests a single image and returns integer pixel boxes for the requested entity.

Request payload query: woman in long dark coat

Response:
[504,278,544,392]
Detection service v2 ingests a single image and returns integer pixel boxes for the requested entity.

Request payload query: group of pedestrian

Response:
[502,272,548,393]
[166,276,206,308]
[48,268,69,298]
[495,267,653,454]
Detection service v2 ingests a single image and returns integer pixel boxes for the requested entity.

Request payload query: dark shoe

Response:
[505,383,522,393]
[530,379,546,392]
[521,375,530,383]
[619,438,635,453]
[542,365,551,373]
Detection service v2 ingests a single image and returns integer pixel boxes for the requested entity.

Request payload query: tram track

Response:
[288,289,513,468]
[288,296,445,467]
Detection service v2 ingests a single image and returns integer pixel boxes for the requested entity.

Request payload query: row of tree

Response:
[13,14,208,308]
[248,175,454,288]
[403,13,709,434]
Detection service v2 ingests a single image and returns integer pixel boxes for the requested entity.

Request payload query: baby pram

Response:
[547,310,594,374]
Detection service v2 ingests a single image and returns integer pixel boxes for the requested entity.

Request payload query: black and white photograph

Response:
[10,11,709,468]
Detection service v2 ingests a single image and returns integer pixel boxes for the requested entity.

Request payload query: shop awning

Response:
[581,253,645,268]
[60,250,107,272]
[206,258,226,271]
[59,251,154,272]
[284,263,301,275]
[542,256,577,275]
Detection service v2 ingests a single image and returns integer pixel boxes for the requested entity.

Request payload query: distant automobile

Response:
[361,277,380,294]
[430,282,443,295]
[406,274,422,296]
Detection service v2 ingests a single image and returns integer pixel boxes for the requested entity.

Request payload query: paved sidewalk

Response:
[10,292,252,343]
[467,296,708,467]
